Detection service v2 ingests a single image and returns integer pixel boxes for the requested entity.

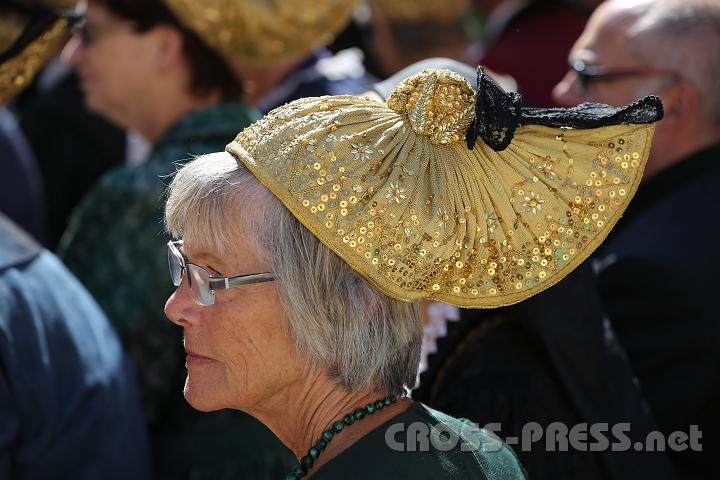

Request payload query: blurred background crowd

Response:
[0,0,717,478]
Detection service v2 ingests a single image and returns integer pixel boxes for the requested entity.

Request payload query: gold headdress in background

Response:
[369,0,471,23]
[165,0,358,66]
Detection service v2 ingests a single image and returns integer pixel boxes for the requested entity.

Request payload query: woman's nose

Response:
[165,280,199,328]
[62,34,85,67]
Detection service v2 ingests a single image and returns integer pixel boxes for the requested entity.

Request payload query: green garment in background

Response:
[58,103,294,479]
[312,403,526,479]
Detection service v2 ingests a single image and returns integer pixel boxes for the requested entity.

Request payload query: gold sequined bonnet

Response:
[0,1,75,105]
[227,68,661,308]
[164,0,358,66]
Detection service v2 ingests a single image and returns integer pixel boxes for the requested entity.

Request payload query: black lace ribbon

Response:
[466,66,665,151]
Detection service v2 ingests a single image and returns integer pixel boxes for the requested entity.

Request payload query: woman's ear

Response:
[660,78,700,128]
[153,25,184,71]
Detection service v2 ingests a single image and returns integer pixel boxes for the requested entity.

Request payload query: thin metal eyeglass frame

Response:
[167,240,275,305]
[569,59,681,92]
[69,15,133,47]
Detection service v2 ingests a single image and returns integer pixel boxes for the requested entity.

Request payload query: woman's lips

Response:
[185,348,217,365]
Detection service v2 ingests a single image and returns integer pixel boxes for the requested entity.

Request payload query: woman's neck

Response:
[233,60,301,106]
[245,370,412,474]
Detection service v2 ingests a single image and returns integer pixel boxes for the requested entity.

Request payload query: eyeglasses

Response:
[167,240,275,306]
[70,16,131,46]
[569,59,681,92]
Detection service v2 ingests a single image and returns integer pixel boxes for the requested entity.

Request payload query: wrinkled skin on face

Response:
[164,230,310,415]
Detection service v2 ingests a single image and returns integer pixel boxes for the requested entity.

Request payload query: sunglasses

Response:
[167,240,275,306]
[569,59,680,92]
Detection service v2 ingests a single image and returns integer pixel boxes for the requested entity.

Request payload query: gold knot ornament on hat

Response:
[165,0,358,66]
[0,1,75,105]
[227,68,661,308]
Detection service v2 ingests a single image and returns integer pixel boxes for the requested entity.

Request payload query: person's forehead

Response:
[570,8,640,66]
[85,1,119,23]
[183,232,267,274]
[182,241,219,262]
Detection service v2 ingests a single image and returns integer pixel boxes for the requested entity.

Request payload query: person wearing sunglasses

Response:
[553,0,720,477]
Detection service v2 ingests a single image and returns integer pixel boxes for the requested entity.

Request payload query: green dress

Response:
[312,403,526,479]
[57,103,294,479]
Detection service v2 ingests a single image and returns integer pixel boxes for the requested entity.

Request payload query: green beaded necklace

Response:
[286,395,398,479]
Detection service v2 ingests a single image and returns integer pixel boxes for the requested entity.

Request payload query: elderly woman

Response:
[164,68,661,478]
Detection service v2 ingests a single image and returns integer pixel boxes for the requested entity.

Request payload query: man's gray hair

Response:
[625,0,720,125]
[165,152,422,394]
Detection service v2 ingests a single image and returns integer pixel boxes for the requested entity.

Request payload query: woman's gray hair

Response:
[165,152,421,394]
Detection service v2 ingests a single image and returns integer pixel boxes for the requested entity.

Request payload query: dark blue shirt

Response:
[0,213,150,479]
[0,108,47,244]
[256,49,377,113]
[595,142,720,478]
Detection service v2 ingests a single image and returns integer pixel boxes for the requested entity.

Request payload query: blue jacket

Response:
[256,49,377,113]
[0,213,150,479]
[0,108,46,244]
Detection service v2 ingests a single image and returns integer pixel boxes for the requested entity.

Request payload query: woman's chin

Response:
[183,378,223,412]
